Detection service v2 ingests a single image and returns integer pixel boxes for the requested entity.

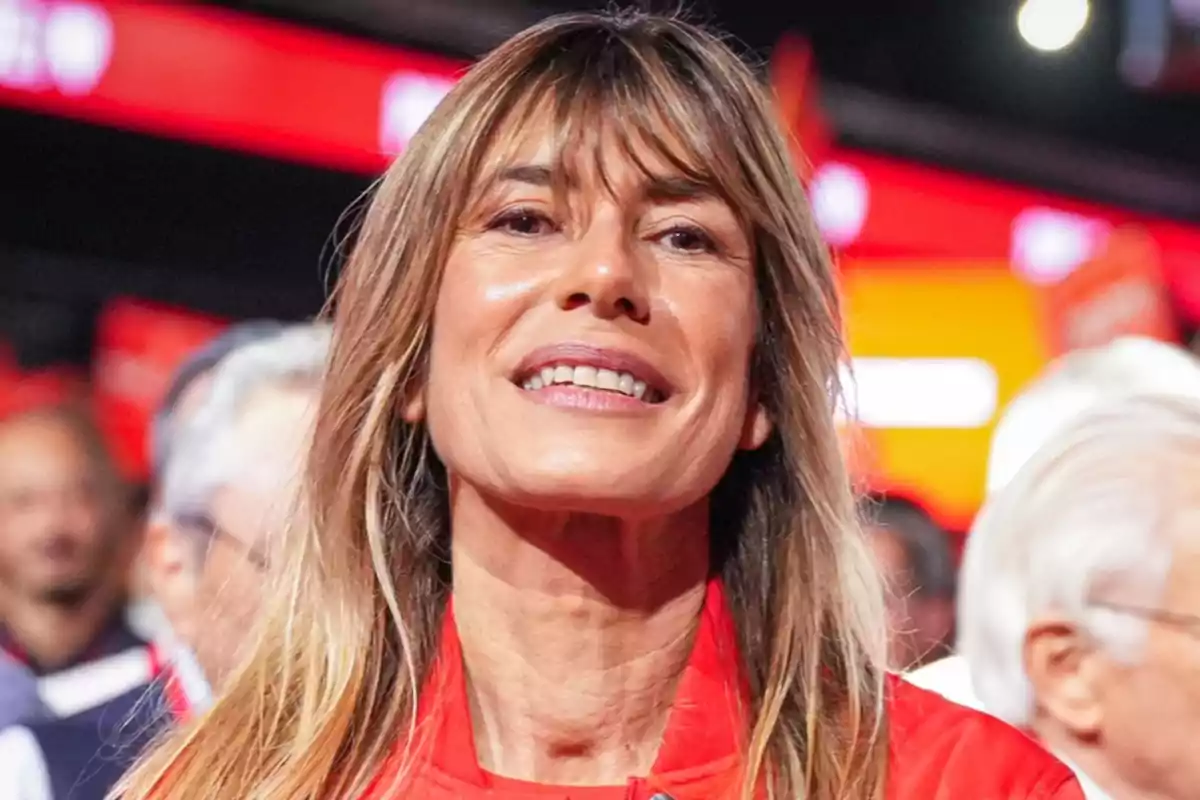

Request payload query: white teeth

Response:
[572,365,598,388]
[595,369,620,391]
[523,363,658,400]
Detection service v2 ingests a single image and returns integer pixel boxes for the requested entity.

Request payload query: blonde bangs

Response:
[454,24,761,234]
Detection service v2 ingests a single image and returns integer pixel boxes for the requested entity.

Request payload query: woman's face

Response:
[418,119,771,517]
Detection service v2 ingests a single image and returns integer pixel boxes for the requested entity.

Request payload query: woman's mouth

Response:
[519,364,666,403]
[511,343,674,407]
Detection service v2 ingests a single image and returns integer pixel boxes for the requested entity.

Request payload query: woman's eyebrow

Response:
[496,164,553,187]
[642,175,715,203]
[491,163,716,204]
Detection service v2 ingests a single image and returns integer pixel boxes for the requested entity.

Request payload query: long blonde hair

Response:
[117,11,888,799]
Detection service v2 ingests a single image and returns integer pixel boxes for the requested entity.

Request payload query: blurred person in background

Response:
[0,322,328,800]
[907,336,1200,711]
[122,12,1080,800]
[0,405,147,720]
[864,496,956,670]
[145,321,327,686]
[125,320,285,644]
[958,393,1200,800]
[0,652,43,729]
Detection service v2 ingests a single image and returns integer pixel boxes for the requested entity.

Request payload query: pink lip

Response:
[521,384,656,412]
[512,342,673,397]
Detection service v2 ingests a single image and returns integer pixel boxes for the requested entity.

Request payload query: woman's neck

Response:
[449,490,711,786]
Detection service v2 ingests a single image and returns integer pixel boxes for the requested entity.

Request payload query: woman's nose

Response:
[555,228,650,323]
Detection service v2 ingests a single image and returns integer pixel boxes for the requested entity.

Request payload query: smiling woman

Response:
[116,10,1082,800]
[418,88,768,515]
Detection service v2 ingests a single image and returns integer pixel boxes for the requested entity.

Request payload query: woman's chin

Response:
[495,474,698,520]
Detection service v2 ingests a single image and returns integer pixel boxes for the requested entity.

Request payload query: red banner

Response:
[816,151,1200,324]
[92,297,227,480]
[0,0,463,173]
[1041,226,1178,355]
[0,368,84,420]
[0,341,82,419]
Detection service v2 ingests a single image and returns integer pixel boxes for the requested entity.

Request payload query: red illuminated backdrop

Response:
[0,0,463,172]
[811,151,1200,323]
[3,0,1198,322]
[4,0,1200,522]
[92,298,227,480]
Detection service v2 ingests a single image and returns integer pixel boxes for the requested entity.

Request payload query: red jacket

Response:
[364,581,1083,799]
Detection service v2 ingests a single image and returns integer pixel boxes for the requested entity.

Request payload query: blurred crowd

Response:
[3,0,1199,794]
[1,322,1197,800]
[0,322,329,798]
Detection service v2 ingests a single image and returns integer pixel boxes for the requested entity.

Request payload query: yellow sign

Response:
[840,261,1050,529]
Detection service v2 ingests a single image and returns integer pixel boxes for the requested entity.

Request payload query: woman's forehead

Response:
[473,113,714,200]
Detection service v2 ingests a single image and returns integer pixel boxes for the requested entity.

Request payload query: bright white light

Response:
[810,162,869,248]
[0,0,39,88]
[1010,207,1108,285]
[378,73,454,156]
[0,2,20,76]
[838,357,999,429]
[44,2,113,95]
[1017,0,1090,53]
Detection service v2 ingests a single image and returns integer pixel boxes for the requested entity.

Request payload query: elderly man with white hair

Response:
[907,336,1200,800]
[963,393,1200,800]
[0,321,331,800]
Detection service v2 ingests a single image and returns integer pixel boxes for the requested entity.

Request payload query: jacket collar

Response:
[393,578,749,797]
[146,640,206,721]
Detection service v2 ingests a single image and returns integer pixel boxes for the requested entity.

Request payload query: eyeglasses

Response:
[173,511,269,572]
[1090,600,1200,637]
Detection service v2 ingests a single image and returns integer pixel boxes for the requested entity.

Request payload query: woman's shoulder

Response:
[884,674,1083,800]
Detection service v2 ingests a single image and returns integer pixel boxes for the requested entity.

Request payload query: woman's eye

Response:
[489,209,557,236]
[660,226,716,254]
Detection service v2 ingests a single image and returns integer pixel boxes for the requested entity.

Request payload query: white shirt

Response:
[1055,754,1112,800]
[903,654,985,710]
[0,726,51,800]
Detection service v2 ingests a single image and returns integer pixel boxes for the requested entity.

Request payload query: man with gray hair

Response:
[145,321,330,688]
[907,337,1200,800]
[909,336,1200,707]
[0,321,330,800]
[961,393,1200,800]
[126,320,286,653]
